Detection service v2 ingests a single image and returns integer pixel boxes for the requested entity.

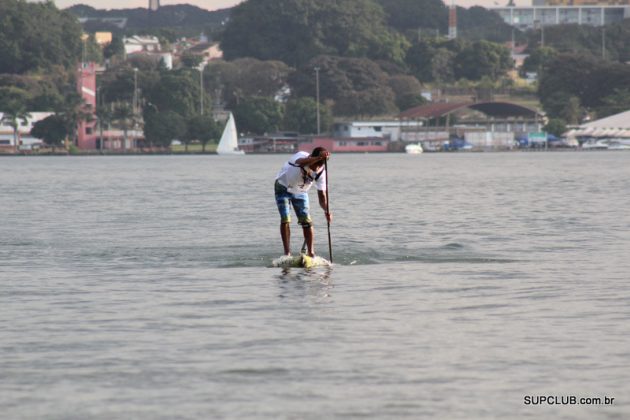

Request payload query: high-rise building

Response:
[149,0,160,11]
[493,0,630,29]
[538,0,630,4]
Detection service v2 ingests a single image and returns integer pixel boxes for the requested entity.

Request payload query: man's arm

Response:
[295,150,330,167]
[295,155,326,167]
[318,190,332,222]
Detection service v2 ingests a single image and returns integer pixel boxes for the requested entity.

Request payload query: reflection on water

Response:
[276,266,334,301]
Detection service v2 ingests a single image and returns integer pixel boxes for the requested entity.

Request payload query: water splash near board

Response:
[271,255,332,268]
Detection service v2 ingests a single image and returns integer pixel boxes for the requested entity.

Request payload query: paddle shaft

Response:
[324,159,333,263]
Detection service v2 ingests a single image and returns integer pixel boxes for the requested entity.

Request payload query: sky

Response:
[43,0,530,12]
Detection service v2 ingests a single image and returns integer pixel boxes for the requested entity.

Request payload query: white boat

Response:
[581,139,609,150]
[607,141,630,150]
[405,143,423,154]
[217,112,245,155]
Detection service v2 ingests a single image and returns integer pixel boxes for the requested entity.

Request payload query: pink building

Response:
[299,137,389,153]
[76,62,98,149]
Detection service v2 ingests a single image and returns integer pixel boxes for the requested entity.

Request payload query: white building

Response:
[332,120,424,141]
[0,112,54,148]
[492,5,630,29]
[123,35,161,55]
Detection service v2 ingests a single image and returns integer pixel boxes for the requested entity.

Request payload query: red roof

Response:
[399,102,473,119]
[399,101,541,120]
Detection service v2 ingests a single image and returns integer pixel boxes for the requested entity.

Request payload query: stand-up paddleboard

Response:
[272,254,332,268]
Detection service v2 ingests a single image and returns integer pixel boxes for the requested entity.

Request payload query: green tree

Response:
[284,97,332,134]
[289,55,396,117]
[457,6,515,43]
[233,96,284,135]
[95,105,113,152]
[406,38,460,83]
[544,118,567,138]
[186,114,220,152]
[405,38,438,83]
[542,92,582,124]
[180,52,203,69]
[103,36,125,60]
[377,0,446,34]
[111,102,138,150]
[99,67,137,103]
[57,92,94,147]
[396,93,427,112]
[538,53,630,117]
[454,40,513,81]
[0,87,30,149]
[221,0,407,66]
[144,110,187,148]
[30,114,67,151]
[597,88,630,119]
[146,70,199,118]
[205,58,292,109]
[431,48,457,84]
[0,0,82,74]
[387,75,424,111]
[521,46,557,76]
[82,34,103,64]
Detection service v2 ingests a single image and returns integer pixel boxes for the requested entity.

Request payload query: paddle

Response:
[324,159,333,263]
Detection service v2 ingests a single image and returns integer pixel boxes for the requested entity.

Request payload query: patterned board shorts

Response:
[274,180,312,225]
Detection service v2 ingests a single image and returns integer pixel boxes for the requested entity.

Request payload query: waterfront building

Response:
[399,101,544,151]
[537,0,630,5]
[332,121,424,141]
[300,137,390,154]
[0,112,54,151]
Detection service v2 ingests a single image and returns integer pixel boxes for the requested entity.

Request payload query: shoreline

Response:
[0,148,616,157]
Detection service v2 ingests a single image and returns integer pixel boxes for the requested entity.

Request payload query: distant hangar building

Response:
[398,101,545,150]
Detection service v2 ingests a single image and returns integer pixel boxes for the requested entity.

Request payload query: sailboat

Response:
[217,112,245,155]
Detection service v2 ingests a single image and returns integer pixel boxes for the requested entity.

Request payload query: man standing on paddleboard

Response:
[274,147,332,257]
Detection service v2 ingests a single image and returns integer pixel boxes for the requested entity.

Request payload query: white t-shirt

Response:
[276,151,326,194]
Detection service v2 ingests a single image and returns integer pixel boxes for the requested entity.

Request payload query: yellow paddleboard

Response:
[271,254,332,268]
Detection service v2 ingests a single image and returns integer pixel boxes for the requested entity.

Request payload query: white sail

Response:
[405,143,423,154]
[217,112,245,155]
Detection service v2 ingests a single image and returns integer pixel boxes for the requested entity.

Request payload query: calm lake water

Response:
[1,152,629,419]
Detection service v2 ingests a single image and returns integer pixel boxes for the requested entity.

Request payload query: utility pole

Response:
[132,67,138,150]
[314,66,321,135]
[198,63,206,115]
[133,68,138,115]
[602,26,606,60]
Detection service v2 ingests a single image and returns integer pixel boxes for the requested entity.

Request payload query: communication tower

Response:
[448,0,457,39]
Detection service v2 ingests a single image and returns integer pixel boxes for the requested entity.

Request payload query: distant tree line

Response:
[4,0,630,145]
[537,52,630,123]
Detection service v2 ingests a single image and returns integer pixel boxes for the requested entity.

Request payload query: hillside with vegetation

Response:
[66,4,230,38]
[2,0,630,148]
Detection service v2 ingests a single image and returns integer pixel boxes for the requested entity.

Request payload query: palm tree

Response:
[95,106,113,153]
[111,102,138,150]
[1,108,30,152]
[0,86,30,151]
